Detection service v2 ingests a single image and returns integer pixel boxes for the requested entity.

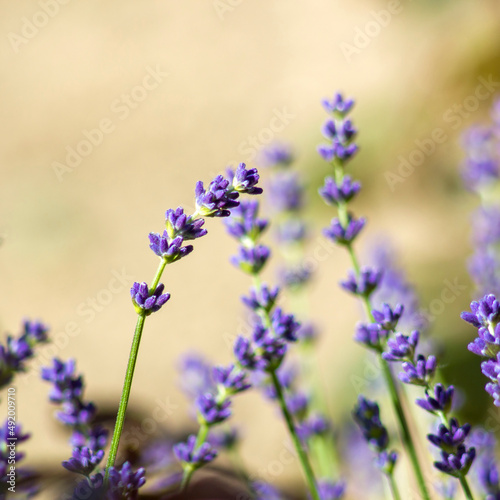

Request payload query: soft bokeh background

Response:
[1,0,500,497]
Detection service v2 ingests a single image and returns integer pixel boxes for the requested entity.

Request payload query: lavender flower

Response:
[107,462,146,500]
[323,215,365,246]
[241,284,279,313]
[148,232,193,263]
[271,308,300,342]
[427,419,471,453]
[195,175,239,217]
[225,200,268,242]
[382,330,420,361]
[322,92,355,116]
[372,303,404,332]
[434,446,476,478]
[213,364,251,394]
[319,176,361,206]
[354,323,386,352]
[227,163,263,195]
[340,267,382,297]
[267,172,304,212]
[62,446,104,476]
[173,435,217,468]
[415,383,454,414]
[230,245,271,275]
[195,393,232,425]
[399,354,437,386]
[165,207,207,240]
[130,282,170,315]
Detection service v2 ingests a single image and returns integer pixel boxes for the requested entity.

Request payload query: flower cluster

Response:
[352,396,398,476]
[462,294,500,406]
[42,358,145,498]
[0,319,48,388]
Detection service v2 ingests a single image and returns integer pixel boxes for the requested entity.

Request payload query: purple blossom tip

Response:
[173,434,217,467]
[130,282,170,315]
[165,207,207,240]
[148,232,193,263]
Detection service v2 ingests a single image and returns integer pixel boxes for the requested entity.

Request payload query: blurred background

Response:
[1,0,500,497]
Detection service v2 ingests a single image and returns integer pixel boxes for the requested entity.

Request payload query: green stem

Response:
[387,472,402,500]
[105,257,169,481]
[380,360,430,500]
[105,313,146,480]
[270,370,320,500]
[459,475,475,500]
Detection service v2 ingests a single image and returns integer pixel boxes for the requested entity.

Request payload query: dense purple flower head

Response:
[340,267,383,297]
[62,446,104,476]
[196,393,231,425]
[227,163,263,195]
[315,480,345,500]
[241,284,279,313]
[173,434,217,466]
[130,282,170,315]
[323,214,365,246]
[178,353,215,400]
[416,383,454,415]
[399,354,437,386]
[467,322,500,358]
[461,294,500,329]
[213,364,251,394]
[318,142,358,163]
[107,461,146,500]
[352,396,389,451]
[165,207,207,241]
[148,232,193,262]
[428,418,471,453]
[434,445,476,477]
[354,323,386,352]
[322,93,355,116]
[258,142,295,168]
[372,303,404,332]
[271,308,300,342]
[267,172,304,212]
[319,175,361,206]
[41,358,83,404]
[224,200,268,242]
[382,330,419,362]
[195,175,239,218]
[230,245,271,275]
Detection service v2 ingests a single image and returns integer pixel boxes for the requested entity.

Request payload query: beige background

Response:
[1,0,500,497]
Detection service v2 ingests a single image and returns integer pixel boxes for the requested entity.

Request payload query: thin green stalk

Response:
[387,473,402,500]
[459,475,475,500]
[270,370,320,500]
[105,313,146,480]
[105,257,168,481]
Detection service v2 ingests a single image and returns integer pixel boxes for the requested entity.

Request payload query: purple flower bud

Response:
[434,445,476,478]
[148,232,193,263]
[196,393,232,425]
[195,175,239,217]
[416,383,454,415]
[322,93,355,116]
[354,323,386,352]
[399,354,437,386]
[213,364,251,394]
[227,163,263,195]
[323,215,365,246]
[107,461,146,499]
[372,303,404,331]
[340,267,383,297]
[428,418,471,453]
[319,176,361,206]
[130,282,170,316]
[62,446,104,476]
[230,245,270,275]
[241,284,279,313]
[173,435,217,467]
[271,308,300,342]
[165,207,207,240]
[353,396,389,452]
[382,331,420,362]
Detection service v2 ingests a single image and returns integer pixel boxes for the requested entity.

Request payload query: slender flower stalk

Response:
[104,164,262,482]
[225,200,322,500]
[318,92,431,500]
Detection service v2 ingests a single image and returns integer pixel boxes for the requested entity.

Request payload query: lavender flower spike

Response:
[319,176,361,206]
[148,232,193,263]
[340,267,383,297]
[228,162,263,195]
[62,446,104,476]
[165,207,207,241]
[173,434,217,468]
[323,214,365,246]
[382,330,419,362]
[416,383,454,415]
[107,461,146,499]
[130,282,170,316]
